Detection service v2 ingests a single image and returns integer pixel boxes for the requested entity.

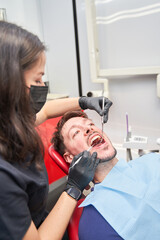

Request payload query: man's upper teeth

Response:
[91,135,101,145]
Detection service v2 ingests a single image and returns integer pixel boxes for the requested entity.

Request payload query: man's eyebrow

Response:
[68,118,93,135]
[68,124,82,135]
[68,119,86,133]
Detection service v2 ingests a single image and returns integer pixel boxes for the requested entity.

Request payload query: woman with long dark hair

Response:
[0,21,112,240]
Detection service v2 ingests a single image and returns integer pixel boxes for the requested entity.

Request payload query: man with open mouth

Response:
[52,110,160,240]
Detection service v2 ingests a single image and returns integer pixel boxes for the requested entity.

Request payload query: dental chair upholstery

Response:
[48,145,84,240]
[48,145,69,175]
[67,198,84,240]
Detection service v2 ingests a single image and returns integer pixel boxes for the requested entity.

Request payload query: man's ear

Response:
[63,152,74,164]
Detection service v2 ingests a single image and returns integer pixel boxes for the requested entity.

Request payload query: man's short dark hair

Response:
[51,110,88,156]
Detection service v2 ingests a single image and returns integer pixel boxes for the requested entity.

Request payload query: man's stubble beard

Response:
[98,147,117,163]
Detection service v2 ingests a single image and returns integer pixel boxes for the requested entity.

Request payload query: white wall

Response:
[76,0,160,147]
[0,0,49,82]
[39,0,79,97]
[0,0,43,40]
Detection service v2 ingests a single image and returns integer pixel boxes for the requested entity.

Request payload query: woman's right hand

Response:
[79,96,113,123]
[65,151,99,200]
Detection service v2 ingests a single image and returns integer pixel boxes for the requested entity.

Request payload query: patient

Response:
[52,110,160,240]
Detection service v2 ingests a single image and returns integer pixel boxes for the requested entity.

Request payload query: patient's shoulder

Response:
[79,205,123,240]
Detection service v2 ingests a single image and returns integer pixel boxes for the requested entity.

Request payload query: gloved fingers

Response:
[66,152,99,192]
[92,151,97,159]
[104,98,112,109]
[79,96,112,118]
[88,154,99,181]
[94,158,100,169]
[93,97,104,116]
[80,150,91,167]
[103,100,113,123]
[103,109,110,123]
[70,150,91,169]
[89,153,99,172]
[103,99,112,114]
[103,114,108,124]
[95,97,112,116]
[88,152,97,168]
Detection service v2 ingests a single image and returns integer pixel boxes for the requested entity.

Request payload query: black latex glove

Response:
[65,151,99,199]
[79,96,112,123]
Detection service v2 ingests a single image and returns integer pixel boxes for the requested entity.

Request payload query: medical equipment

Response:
[101,89,105,140]
[101,98,104,138]
[123,112,150,161]
[87,145,94,152]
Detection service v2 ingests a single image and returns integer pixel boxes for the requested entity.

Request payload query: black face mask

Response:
[30,85,48,114]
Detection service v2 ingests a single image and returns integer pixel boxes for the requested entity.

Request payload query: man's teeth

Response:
[91,135,102,146]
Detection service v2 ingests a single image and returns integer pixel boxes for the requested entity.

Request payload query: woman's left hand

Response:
[79,96,112,123]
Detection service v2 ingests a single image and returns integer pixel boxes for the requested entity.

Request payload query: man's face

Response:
[61,117,116,163]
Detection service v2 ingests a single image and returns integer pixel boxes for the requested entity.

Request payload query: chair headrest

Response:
[48,145,69,175]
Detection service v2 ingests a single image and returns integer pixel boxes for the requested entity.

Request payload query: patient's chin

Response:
[99,148,117,163]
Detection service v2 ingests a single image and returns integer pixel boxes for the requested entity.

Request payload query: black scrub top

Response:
[0,154,49,240]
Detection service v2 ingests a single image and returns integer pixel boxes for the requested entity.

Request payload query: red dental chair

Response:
[48,145,84,240]
[48,146,70,175]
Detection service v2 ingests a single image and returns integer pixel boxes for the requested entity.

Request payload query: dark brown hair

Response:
[51,110,88,156]
[0,21,46,167]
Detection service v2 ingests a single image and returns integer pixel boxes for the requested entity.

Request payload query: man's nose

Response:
[84,126,93,135]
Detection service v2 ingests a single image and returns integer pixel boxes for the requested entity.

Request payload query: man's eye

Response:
[89,123,94,126]
[73,130,79,138]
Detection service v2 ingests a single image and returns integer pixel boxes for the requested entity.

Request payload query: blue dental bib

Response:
[80,153,160,240]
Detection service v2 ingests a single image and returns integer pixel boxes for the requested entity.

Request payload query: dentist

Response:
[0,21,112,240]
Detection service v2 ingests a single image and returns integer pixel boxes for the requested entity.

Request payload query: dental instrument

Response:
[69,143,98,170]
[101,90,105,140]
[87,145,94,152]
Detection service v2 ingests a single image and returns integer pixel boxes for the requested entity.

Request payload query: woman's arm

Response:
[35,96,113,126]
[23,192,77,240]
[23,151,99,240]
[35,97,80,126]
